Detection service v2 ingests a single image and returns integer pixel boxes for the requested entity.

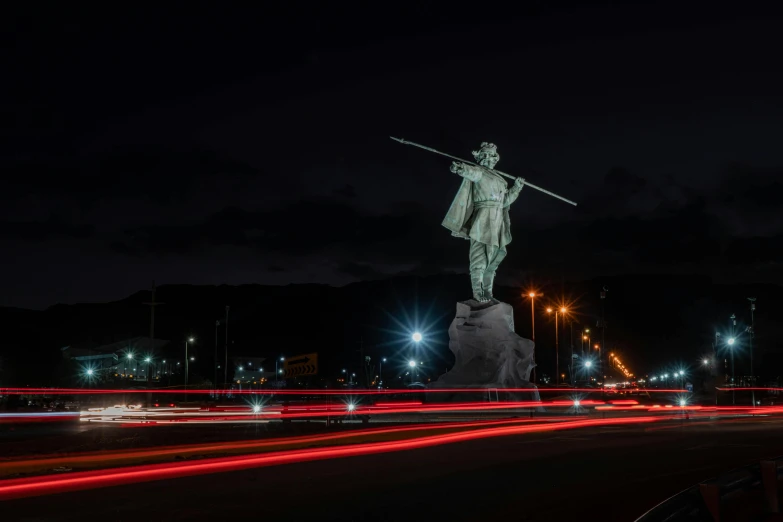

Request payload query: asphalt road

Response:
[4,417,783,522]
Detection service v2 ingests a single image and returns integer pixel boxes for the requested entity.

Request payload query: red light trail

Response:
[0,387,688,395]
[0,415,669,501]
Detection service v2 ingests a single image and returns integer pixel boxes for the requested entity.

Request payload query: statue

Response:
[442,143,525,302]
[390,136,576,302]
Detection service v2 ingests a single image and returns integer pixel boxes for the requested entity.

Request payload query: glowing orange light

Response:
[560,307,566,313]
[546,307,553,313]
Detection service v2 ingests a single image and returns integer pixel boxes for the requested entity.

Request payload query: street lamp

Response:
[526,291,541,383]
[379,357,387,388]
[276,356,285,383]
[412,332,423,343]
[547,306,567,385]
[185,337,195,389]
[727,335,736,405]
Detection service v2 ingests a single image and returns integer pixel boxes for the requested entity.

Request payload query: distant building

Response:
[230,356,272,386]
[62,337,170,382]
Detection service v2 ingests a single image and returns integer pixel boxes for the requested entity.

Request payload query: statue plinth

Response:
[431,299,540,402]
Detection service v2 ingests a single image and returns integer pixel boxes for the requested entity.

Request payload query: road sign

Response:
[283,353,318,378]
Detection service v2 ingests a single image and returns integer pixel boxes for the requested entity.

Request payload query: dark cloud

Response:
[0,216,93,241]
[2,146,259,210]
[335,261,388,279]
[333,184,357,198]
[112,200,421,258]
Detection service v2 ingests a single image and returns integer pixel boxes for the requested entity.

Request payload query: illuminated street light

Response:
[584,361,592,368]
[239,366,243,371]
[127,353,134,360]
[703,359,709,365]
[347,403,356,412]
[573,400,580,407]
[412,332,423,343]
[409,360,416,367]
[252,405,261,413]
[145,357,151,363]
[86,369,94,376]
[679,399,687,407]
[727,337,735,345]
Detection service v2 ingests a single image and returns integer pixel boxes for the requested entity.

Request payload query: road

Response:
[4,416,783,521]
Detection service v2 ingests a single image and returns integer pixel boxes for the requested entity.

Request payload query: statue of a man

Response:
[442,142,525,302]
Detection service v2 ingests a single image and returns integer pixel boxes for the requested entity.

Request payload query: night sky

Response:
[3,3,783,310]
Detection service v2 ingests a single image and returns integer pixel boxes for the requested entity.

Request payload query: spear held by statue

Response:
[390,136,577,206]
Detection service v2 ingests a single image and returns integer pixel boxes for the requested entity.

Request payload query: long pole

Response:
[555,312,559,385]
[569,321,573,384]
[531,297,536,384]
[184,340,189,394]
[214,320,219,391]
[600,287,607,376]
[389,137,578,206]
[224,306,230,389]
[749,298,756,407]
[730,314,736,405]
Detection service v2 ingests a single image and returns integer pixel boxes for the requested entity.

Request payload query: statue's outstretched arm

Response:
[504,177,526,207]
[449,162,483,182]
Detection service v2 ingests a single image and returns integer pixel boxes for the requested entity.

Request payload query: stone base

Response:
[431,299,539,402]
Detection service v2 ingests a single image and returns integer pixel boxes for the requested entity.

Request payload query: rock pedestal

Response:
[433,299,538,396]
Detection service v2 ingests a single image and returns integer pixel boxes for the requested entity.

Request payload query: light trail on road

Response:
[0,414,671,501]
[0,386,689,395]
[0,415,582,476]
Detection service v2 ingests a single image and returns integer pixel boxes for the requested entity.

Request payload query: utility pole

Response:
[748,298,756,407]
[224,306,230,389]
[730,313,736,405]
[214,320,220,391]
[600,286,607,374]
[142,281,164,403]
[569,321,574,384]
[555,310,559,385]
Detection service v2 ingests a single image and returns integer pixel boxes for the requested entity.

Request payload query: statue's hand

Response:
[450,161,465,174]
[514,177,525,189]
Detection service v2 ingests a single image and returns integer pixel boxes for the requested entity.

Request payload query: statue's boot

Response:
[470,270,486,302]
[482,270,496,301]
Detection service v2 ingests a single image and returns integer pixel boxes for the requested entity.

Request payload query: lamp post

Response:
[527,292,540,383]
[547,307,567,385]
[379,357,387,388]
[184,337,194,388]
[276,356,285,383]
[727,335,736,405]
[144,356,152,386]
[748,298,756,407]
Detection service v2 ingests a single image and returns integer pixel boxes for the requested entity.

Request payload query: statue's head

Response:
[472,142,499,169]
